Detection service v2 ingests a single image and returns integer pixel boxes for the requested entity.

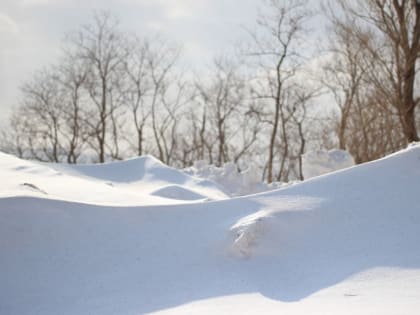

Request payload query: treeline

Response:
[1,0,419,182]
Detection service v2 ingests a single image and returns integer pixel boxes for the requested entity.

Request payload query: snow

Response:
[0,153,228,205]
[151,185,208,201]
[1,144,420,314]
[184,161,286,196]
[302,149,355,179]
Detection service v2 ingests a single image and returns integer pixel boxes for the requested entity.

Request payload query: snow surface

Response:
[302,149,355,179]
[184,161,287,196]
[1,144,420,314]
[151,185,208,201]
[0,153,228,205]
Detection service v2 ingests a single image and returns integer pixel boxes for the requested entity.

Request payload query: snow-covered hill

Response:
[1,144,420,314]
[0,153,228,205]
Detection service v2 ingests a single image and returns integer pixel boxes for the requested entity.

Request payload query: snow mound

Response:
[230,196,322,257]
[151,185,208,201]
[0,152,228,205]
[184,161,273,196]
[230,212,269,258]
[53,155,230,201]
[56,155,188,183]
[302,149,355,179]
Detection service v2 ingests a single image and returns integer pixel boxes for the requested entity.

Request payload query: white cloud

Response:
[20,0,61,7]
[0,0,260,126]
[0,13,19,34]
[126,0,205,20]
[166,6,191,19]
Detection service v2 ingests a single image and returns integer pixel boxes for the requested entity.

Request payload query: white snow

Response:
[1,144,420,314]
[184,161,285,196]
[0,153,228,205]
[302,149,355,179]
[151,185,208,201]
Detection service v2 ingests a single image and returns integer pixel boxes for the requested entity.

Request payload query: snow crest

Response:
[302,149,355,179]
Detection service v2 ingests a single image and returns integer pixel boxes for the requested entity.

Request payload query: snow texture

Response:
[1,144,420,314]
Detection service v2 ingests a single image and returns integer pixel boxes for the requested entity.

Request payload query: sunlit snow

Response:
[1,144,420,314]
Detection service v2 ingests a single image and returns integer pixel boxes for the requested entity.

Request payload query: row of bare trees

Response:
[1,0,419,182]
[322,0,420,163]
[3,12,186,165]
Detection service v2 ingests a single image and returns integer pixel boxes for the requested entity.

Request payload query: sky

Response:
[0,0,259,124]
[0,0,325,127]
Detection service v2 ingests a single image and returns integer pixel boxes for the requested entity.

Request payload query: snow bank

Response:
[151,185,208,201]
[56,155,230,201]
[302,149,355,179]
[57,155,185,183]
[0,153,228,205]
[1,143,420,315]
[185,152,356,196]
[184,161,285,196]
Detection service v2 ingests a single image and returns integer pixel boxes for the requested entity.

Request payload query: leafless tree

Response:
[0,112,29,159]
[1,8,353,185]
[334,0,420,143]
[57,54,90,163]
[289,86,318,180]
[17,68,66,162]
[69,11,127,162]
[120,36,152,156]
[180,103,213,166]
[321,7,369,150]
[146,39,185,165]
[320,0,415,163]
[245,0,311,182]
[195,58,247,166]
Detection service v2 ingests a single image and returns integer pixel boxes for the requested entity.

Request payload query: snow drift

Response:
[151,185,208,201]
[1,144,420,314]
[184,161,287,196]
[0,153,228,205]
[302,149,355,179]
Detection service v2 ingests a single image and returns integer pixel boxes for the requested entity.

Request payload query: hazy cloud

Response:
[0,0,260,125]
[0,13,19,34]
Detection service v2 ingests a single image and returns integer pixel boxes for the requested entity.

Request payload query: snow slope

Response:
[302,148,355,179]
[1,144,420,314]
[0,153,228,205]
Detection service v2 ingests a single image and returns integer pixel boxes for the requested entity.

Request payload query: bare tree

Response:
[1,112,29,159]
[195,58,247,166]
[2,7,327,185]
[289,86,318,180]
[180,103,213,166]
[4,11,191,165]
[335,0,420,143]
[231,107,260,167]
[57,54,90,163]
[120,36,152,156]
[18,68,66,162]
[245,0,311,182]
[69,11,127,162]
[147,39,185,165]
[344,84,406,163]
[321,7,369,150]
